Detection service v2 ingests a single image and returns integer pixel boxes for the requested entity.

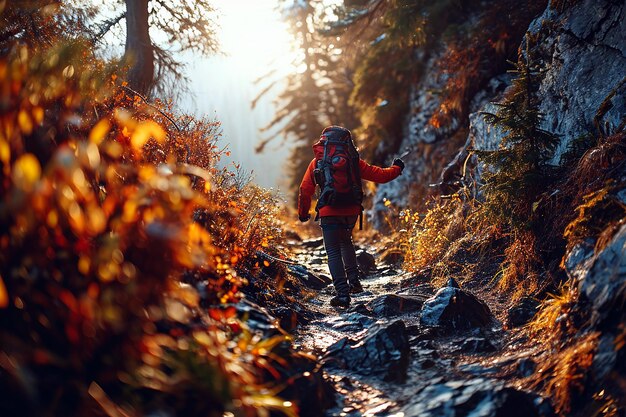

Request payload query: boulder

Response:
[365,294,425,317]
[420,282,493,330]
[356,250,376,274]
[403,378,553,417]
[286,264,332,290]
[505,297,540,328]
[323,320,410,382]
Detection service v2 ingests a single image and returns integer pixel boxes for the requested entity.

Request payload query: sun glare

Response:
[214,0,296,80]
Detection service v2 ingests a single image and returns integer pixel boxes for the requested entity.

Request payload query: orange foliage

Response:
[0,35,292,417]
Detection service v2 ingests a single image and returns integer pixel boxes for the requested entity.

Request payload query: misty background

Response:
[179,0,295,190]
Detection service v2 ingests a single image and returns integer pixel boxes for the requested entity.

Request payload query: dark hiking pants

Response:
[321,215,359,297]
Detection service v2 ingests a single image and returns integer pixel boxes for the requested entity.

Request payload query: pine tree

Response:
[478,36,560,231]
[254,0,357,202]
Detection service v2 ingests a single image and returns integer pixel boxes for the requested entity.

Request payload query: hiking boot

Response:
[330,295,351,308]
[349,280,364,294]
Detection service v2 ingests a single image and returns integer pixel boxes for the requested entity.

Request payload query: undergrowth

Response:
[0,20,298,417]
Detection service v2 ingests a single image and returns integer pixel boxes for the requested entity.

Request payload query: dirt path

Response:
[286,236,550,417]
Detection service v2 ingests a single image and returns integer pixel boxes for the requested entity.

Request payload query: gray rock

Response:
[527,0,626,163]
[578,223,626,321]
[459,337,497,353]
[365,294,426,317]
[420,286,493,330]
[592,332,618,381]
[403,378,553,417]
[323,320,410,382]
[287,264,332,290]
[324,312,375,332]
[563,238,596,281]
[370,0,625,230]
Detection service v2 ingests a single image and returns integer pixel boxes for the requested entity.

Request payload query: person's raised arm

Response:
[359,158,404,184]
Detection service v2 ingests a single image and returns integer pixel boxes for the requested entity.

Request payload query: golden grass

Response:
[494,231,546,301]
[532,332,599,415]
[527,279,578,342]
[400,200,465,272]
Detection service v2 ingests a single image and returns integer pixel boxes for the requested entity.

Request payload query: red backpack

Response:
[312,126,364,227]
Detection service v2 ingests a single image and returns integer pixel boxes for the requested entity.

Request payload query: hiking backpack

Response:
[312,126,364,228]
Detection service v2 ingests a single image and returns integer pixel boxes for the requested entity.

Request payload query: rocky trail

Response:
[281,235,553,417]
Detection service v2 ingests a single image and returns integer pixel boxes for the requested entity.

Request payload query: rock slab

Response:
[403,378,553,417]
[578,223,626,322]
[324,320,410,382]
[365,294,425,317]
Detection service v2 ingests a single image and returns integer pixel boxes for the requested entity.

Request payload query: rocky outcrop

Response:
[372,0,626,226]
[530,0,625,157]
[576,223,626,323]
[559,222,626,409]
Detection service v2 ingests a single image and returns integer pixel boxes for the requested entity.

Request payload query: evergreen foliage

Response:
[254,0,357,202]
[334,0,471,162]
[477,37,560,231]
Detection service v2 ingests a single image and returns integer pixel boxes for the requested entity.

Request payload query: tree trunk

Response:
[124,0,154,96]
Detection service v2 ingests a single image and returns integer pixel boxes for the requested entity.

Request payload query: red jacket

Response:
[298,158,401,218]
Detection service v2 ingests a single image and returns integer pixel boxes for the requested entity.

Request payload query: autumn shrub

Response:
[0,32,295,417]
[399,199,466,274]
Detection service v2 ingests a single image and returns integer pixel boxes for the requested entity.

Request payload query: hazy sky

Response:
[180,0,296,190]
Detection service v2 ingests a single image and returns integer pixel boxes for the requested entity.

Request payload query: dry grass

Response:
[399,199,466,273]
[531,332,599,415]
[494,231,547,301]
[527,279,579,342]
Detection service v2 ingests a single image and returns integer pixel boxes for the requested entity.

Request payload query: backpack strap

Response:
[347,140,364,230]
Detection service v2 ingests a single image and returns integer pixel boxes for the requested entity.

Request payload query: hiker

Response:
[298,126,404,308]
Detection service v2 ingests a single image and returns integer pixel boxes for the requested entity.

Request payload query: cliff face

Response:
[528,0,625,158]
[372,0,625,227]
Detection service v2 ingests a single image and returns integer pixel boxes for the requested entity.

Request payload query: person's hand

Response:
[299,215,311,223]
[392,158,405,172]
